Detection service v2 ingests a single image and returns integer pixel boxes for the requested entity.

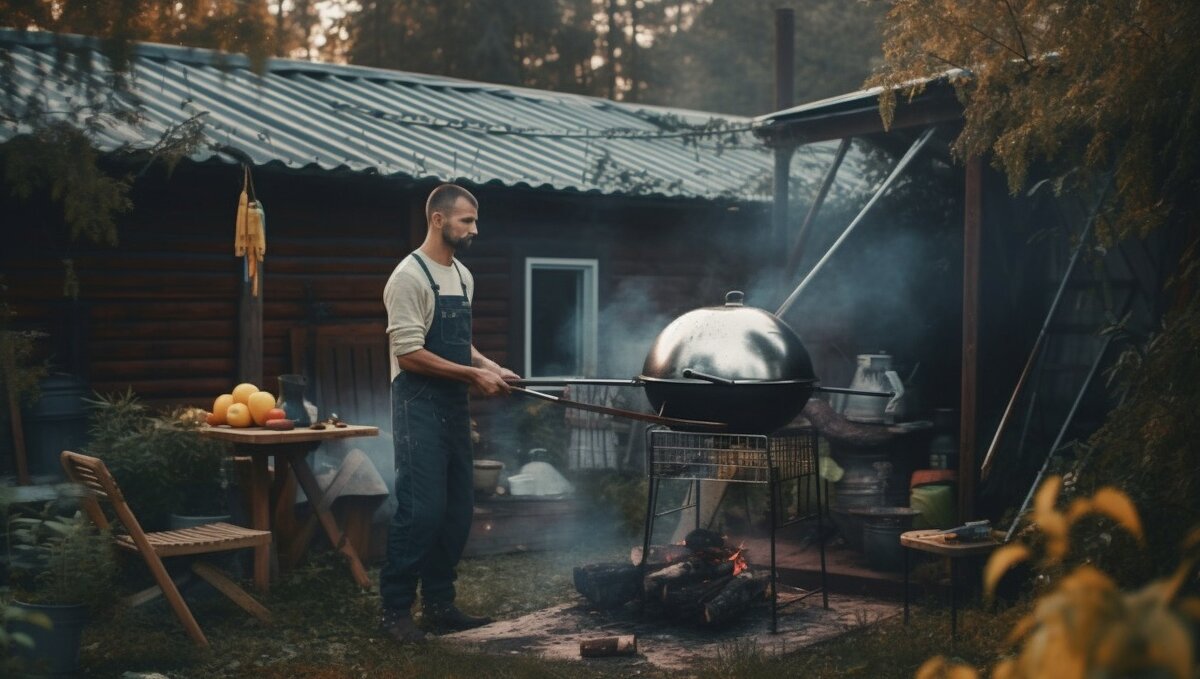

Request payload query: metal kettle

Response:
[839,353,906,424]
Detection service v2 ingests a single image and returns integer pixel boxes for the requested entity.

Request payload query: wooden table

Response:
[198,424,379,591]
[900,529,1000,640]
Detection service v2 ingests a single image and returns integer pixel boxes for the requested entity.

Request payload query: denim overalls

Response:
[380,253,473,612]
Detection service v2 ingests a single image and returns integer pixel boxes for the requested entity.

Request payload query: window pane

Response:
[531,268,583,376]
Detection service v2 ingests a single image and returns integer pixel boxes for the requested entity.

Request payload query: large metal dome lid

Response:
[641,291,816,382]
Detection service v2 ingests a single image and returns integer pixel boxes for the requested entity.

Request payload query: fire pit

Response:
[641,427,827,632]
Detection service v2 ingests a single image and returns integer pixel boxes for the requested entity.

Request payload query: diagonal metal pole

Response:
[784,137,852,281]
[777,126,937,317]
[1004,332,1116,543]
[980,180,1112,479]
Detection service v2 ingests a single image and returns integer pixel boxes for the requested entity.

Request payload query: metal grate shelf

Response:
[647,428,817,484]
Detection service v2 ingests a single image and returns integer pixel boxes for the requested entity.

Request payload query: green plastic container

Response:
[910,483,957,530]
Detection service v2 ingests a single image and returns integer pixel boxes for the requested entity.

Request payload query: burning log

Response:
[579,635,638,658]
[573,562,641,609]
[703,571,769,626]
[644,557,727,597]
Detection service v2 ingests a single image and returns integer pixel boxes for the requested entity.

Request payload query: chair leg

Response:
[141,552,208,647]
[124,573,193,608]
[190,562,273,625]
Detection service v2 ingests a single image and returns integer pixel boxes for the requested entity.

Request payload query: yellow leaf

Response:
[916,656,947,679]
[1005,613,1037,646]
[1064,498,1092,525]
[1157,558,1195,605]
[985,544,1030,597]
[991,658,1016,679]
[948,665,979,679]
[1142,607,1194,679]
[1034,475,1061,516]
[1089,487,1143,542]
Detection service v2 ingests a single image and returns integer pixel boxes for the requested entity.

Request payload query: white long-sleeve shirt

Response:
[382,252,475,381]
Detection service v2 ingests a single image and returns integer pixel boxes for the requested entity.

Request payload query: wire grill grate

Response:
[647,428,817,484]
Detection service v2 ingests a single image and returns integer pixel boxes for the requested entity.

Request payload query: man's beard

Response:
[443,230,473,251]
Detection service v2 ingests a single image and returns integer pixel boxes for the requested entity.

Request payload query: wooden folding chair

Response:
[61,450,272,647]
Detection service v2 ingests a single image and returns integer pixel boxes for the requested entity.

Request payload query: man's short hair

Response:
[426,184,477,222]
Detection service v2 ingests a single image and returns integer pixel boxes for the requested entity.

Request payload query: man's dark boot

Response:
[381,609,428,643]
[422,602,493,632]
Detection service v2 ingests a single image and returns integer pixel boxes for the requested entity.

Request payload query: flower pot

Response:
[473,460,504,495]
[8,600,88,676]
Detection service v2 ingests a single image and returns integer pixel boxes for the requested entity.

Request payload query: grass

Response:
[72,542,1021,678]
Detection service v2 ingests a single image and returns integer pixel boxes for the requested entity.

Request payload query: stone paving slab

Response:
[442,589,902,672]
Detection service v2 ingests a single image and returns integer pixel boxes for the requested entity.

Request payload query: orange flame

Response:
[727,547,748,576]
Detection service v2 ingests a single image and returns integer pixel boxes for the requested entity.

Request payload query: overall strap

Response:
[451,260,469,298]
[409,252,439,293]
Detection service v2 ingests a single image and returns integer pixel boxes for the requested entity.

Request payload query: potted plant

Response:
[4,493,118,676]
[84,390,230,530]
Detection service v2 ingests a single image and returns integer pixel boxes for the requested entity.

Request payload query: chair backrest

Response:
[290,323,391,428]
[60,450,150,543]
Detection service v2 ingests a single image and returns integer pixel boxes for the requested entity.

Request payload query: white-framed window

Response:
[524,258,598,378]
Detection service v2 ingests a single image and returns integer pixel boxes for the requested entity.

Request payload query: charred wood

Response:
[703,571,769,626]
[644,557,734,597]
[573,562,641,609]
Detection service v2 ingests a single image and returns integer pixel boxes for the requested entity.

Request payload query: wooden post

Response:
[6,379,30,485]
[959,157,982,522]
[237,258,263,386]
[770,8,796,272]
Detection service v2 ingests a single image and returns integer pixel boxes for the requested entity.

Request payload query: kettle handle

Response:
[882,370,905,418]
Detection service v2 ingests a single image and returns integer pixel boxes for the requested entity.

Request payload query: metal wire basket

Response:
[646,427,818,484]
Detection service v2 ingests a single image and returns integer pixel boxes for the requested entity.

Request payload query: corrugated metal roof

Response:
[0,29,869,202]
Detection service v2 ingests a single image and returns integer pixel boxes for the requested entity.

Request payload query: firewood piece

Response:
[579,635,637,658]
[629,544,691,567]
[574,562,641,609]
[644,557,735,598]
[703,571,769,626]
[661,573,735,616]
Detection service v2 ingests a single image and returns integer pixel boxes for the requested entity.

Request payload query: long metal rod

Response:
[512,378,641,388]
[1004,333,1115,543]
[776,126,937,317]
[785,137,852,280]
[510,386,726,430]
[979,184,1111,479]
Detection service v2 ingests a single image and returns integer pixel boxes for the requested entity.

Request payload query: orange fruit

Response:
[265,407,286,422]
[248,391,276,426]
[231,383,259,405]
[211,394,234,425]
[226,403,253,428]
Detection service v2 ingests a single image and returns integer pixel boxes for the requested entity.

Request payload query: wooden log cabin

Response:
[0,30,871,479]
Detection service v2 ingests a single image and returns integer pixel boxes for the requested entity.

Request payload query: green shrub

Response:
[84,390,228,528]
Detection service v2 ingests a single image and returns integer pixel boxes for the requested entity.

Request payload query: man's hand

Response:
[470,367,512,396]
[497,366,520,382]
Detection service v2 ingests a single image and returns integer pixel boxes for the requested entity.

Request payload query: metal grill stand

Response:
[640,427,828,633]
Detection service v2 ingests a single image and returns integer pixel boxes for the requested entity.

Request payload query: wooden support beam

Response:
[959,156,982,521]
[237,259,263,386]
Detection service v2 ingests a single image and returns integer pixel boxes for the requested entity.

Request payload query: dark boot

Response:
[381,609,428,643]
[422,602,493,632]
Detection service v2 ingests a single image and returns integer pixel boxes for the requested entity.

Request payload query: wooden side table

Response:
[901,529,1000,640]
[198,424,379,591]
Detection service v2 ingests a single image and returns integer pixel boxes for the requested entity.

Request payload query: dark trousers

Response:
[380,374,473,611]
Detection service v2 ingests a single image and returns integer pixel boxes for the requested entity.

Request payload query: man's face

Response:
[436,197,478,251]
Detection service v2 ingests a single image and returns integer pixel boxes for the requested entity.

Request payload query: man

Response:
[380,183,517,643]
